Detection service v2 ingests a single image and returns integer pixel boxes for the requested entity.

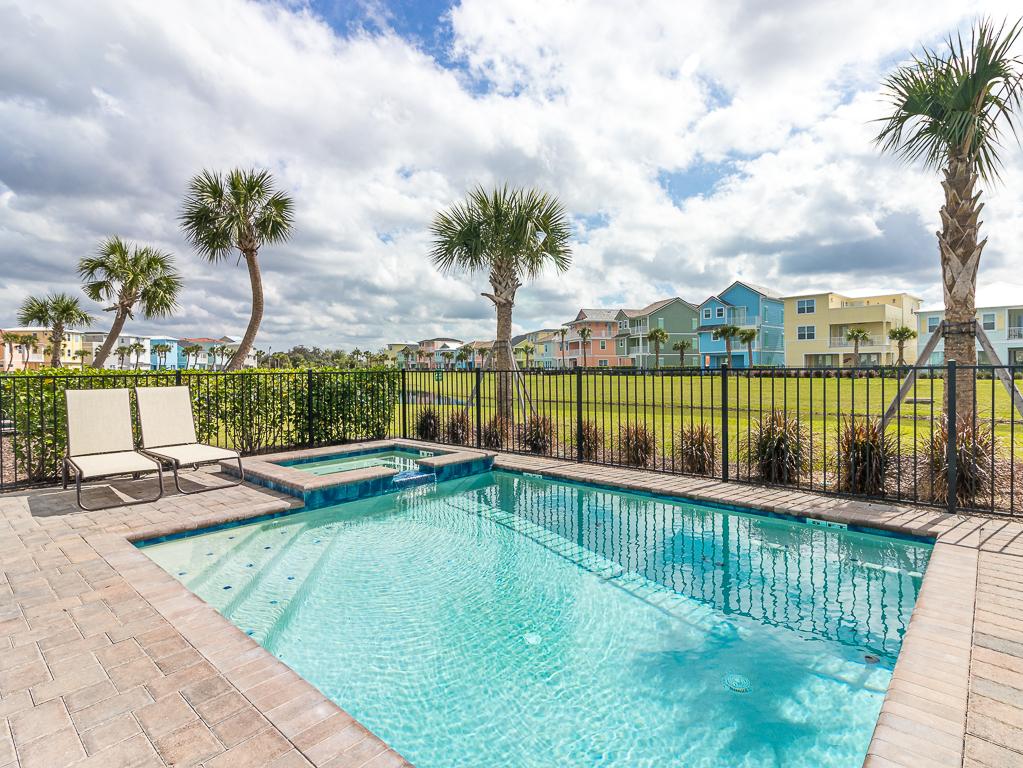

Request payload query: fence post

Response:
[475,368,482,448]
[175,369,182,386]
[946,359,957,514]
[576,368,584,462]
[306,368,315,446]
[401,368,408,439]
[720,363,729,482]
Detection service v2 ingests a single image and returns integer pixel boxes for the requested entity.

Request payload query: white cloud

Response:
[0,0,1021,351]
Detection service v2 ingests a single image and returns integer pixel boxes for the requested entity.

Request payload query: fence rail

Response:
[2,363,1021,515]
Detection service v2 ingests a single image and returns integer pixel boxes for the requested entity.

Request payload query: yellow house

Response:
[782,293,922,367]
[0,327,87,370]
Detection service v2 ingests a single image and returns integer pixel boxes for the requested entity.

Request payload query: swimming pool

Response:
[140,470,930,767]
[280,447,435,476]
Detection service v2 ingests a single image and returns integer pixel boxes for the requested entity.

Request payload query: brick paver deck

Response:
[1,442,1022,767]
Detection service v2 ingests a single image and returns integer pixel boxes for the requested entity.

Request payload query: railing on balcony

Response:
[727,308,749,326]
[1008,327,1023,340]
[829,335,885,348]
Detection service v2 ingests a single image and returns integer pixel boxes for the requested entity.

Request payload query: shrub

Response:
[673,424,717,475]
[618,423,656,467]
[744,411,807,484]
[480,416,508,450]
[414,407,442,441]
[923,421,1004,508]
[519,415,555,455]
[834,417,896,496]
[445,410,472,446]
[577,420,604,462]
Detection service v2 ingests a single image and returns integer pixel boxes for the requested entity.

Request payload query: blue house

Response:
[149,337,181,370]
[696,281,785,368]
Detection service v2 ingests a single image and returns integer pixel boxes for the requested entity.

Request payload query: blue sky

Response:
[1,0,1021,350]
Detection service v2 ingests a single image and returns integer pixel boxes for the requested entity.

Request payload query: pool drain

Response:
[723,674,751,693]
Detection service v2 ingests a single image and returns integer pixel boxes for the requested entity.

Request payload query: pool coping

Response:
[4,440,1020,767]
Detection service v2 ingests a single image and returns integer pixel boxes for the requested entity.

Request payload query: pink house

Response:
[560,309,630,368]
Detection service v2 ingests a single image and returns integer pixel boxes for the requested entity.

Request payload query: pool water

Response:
[281,448,434,476]
[141,471,930,768]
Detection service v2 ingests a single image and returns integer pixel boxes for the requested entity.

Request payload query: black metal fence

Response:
[0,369,399,489]
[403,362,1023,516]
[2,363,1021,515]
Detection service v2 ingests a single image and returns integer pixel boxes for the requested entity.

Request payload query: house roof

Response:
[620,297,691,318]
[459,340,494,350]
[178,337,223,344]
[570,308,620,323]
[697,295,733,309]
[733,280,783,299]
[418,337,463,344]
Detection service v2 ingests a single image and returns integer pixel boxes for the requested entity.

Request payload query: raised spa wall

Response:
[222,441,496,508]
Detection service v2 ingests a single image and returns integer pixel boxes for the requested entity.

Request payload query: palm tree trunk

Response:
[654,341,660,369]
[91,309,128,368]
[494,298,515,421]
[50,325,63,368]
[724,339,732,364]
[940,155,983,419]
[746,342,754,366]
[228,251,263,371]
[853,341,860,368]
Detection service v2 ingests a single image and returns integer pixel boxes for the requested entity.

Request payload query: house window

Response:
[599,340,606,350]
[715,307,724,319]
[657,318,665,329]
[796,299,816,314]
[982,313,995,331]
[927,316,939,333]
[598,359,609,367]
[703,308,711,320]
[797,325,815,341]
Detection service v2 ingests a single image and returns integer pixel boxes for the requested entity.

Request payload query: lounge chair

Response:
[135,386,243,494]
[63,388,164,511]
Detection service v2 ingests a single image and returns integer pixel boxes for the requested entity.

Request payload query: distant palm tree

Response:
[646,327,669,369]
[182,344,202,369]
[115,345,129,369]
[888,325,918,367]
[846,328,871,368]
[17,335,36,369]
[456,347,471,369]
[558,327,568,368]
[153,343,172,369]
[712,324,740,366]
[401,346,414,370]
[79,237,181,368]
[180,168,295,371]
[2,332,18,371]
[17,293,93,367]
[73,349,91,368]
[441,350,454,370]
[672,338,692,367]
[430,185,572,416]
[578,327,592,367]
[129,341,146,370]
[737,328,758,367]
[875,18,1023,415]
[521,342,535,369]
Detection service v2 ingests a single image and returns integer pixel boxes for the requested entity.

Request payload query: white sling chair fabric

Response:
[136,386,239,465]
[65,389,160,480]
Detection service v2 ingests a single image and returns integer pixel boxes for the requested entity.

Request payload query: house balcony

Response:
[829,335,885,348]
[1008,327,1023,340]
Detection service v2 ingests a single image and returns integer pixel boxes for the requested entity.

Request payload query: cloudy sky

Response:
[2,0,1022,351]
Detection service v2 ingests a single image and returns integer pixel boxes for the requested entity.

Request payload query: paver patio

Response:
[0,441,1022,767]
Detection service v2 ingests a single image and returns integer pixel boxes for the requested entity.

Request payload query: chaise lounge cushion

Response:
[143,443,238,465]
[68,451,161,480]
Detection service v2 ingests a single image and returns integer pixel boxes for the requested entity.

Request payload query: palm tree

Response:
[441,350,454,370]
[558,327,568,368]
[888,325,919,367]
[456,347,471,369]
[180,168,295,371]
[2,332,19,371]
[846,328,871,367]
[876,18,1023,415]
[78,237,181,368]
[182,344,202,369]
[672,338,692,367]
[578,327,592,367]
[17,335,36,369]
[17,293,93,367]
[737,328,758,367]
[129,341,146,370]
[115,345,129,369]
[646,327,669,369]
[153,343,172,369]
[712,324,740,366]
[73,349,91,368]
[430,185,572,416]
[521,342,535,369]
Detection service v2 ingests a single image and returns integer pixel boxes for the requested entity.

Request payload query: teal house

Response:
[696,281,785,368]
